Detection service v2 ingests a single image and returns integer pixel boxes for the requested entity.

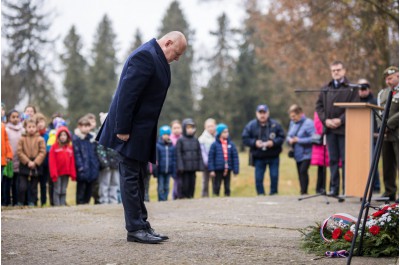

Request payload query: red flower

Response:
[369,225,380,235]
[372,210,386,218]
[332,228,342,240]
[344,231,354,242]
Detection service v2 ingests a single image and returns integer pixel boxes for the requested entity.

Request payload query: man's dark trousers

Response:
[119,154,150,232]
[326,132,345,195]
[382,140,398,197]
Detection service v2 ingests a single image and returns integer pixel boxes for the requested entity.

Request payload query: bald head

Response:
[157,31,187,64]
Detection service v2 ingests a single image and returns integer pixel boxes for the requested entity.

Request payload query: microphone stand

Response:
[346,89,393,264]
[295,88,354,204]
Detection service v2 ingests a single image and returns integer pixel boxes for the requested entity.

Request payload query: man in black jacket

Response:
[242,104,285,195]
[315,61,359,196]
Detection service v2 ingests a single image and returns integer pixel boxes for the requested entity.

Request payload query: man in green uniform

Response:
[377,66,399,201]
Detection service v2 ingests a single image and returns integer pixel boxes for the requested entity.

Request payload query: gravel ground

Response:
[1,196,398,265]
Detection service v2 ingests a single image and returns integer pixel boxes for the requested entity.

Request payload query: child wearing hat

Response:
[156,125,176,201]
[176,119,204,199]
[208,123,239,196]
[96,113,120,204]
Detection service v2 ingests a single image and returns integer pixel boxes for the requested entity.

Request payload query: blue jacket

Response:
[242,118,285,158]
[286,116,315,162]
[156,138,176,175]
[96,38,171,163]
[73,128,99,182]
[208,138,239,174]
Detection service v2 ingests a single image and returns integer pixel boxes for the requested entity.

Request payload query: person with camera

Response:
[286,105,315,195]
[242,104,285,195]
[357,78,381,193]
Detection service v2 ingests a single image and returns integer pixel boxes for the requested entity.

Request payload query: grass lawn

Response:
[63,147,385,205]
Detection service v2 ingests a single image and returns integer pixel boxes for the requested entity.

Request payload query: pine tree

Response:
[198,13,235,127]
[157,0,194,126]
[125,28,143,58]
[60,26,88,126]
[2,0,62,114]
[87,14,118,121]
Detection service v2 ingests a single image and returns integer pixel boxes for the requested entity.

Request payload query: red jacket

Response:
[49,126,76,182]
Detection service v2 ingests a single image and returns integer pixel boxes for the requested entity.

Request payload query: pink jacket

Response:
[170,133,181,146]
[311,112,329,166]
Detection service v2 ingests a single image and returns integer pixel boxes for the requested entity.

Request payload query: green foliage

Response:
[125,29,143,59]
[2,0,62,115]
[60,26,89,126]
[157,0,194,126]
[87,14,118,122]
[300,205,399,257]
[198,13,235,132]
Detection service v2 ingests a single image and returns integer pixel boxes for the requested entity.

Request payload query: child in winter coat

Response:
[2,118,13,204]
[1,118,14,205]
[176,119,204,199]
[96,112,119,204]
[198,118,216,197]
[96,144,119,204]
[49,126,76,206]
[4,110,23,206]
[34,113,51,206]
[208,124,239,197]
[17,118,46,206]
[1,121,13,179]
[170,120,183,200]
[47,116,67,206]
[156,125,176,201]
[73,117,99,205]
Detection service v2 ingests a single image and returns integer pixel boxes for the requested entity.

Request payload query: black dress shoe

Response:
[127,229,163,244]
[147,228,169,240]
[382,192,396,201]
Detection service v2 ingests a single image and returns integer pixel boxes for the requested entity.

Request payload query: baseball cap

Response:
[256,104,269,112]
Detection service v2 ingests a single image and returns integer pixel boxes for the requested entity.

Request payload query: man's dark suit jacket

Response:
[96,38,171,163]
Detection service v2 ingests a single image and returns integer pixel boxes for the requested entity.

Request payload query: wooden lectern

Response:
[334,103,384,197]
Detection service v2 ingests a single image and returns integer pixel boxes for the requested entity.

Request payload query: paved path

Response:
[1,196,398,264]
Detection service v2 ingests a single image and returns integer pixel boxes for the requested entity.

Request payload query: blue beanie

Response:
[216,123,228,138]
[159,125,171,136]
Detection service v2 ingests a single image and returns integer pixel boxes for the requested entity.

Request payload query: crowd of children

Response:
[157,118,239,201]
[1,103,240,206]
[0,104,123,207]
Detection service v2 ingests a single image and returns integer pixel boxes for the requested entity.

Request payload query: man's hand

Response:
[255,140,263,148]
[331,118,342,128]
[210,171,216,178]
[325,119,334,128]
[289,137,298,145]
[266,140,274,148]
[117,134,130,141]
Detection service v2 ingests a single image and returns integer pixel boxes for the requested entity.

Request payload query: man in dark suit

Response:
[315,61,359,196]
[96,31,187,244]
